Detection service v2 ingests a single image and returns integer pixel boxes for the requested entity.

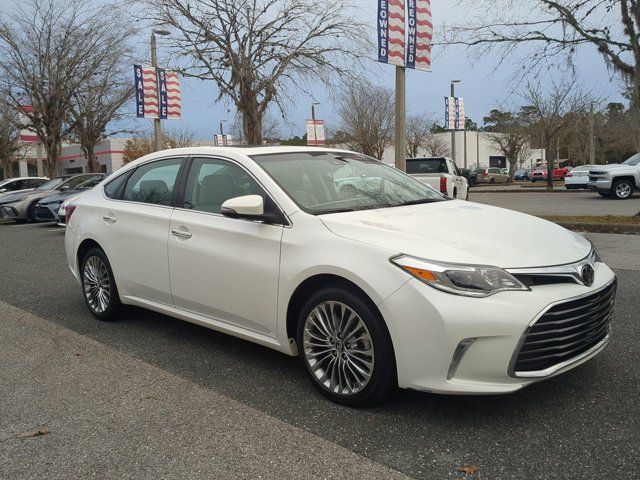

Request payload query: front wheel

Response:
[612,179,634,200]
[80,247,122,321]
[297,287,396,406]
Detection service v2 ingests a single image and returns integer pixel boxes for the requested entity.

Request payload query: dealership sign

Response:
[444,97,465,130]
[134,65,182,120]
[377,0,432,71]
[306,120,326,146]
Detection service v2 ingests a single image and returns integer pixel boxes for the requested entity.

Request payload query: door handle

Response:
[102,213,117,224]
[171,228,192,240]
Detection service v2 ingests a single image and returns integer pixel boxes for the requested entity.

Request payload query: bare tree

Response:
[122,126,197,164]
[484,109,530,179]
[0,97,22,178]
[443,0,640,149]
[521,82,591,189]
[423,134,450,157]
[406,113,434,158]
[337,81,394,160]
[230,110,282,145]
[66,24,135,172]
[0,0,134,177]
[144,0,366,146]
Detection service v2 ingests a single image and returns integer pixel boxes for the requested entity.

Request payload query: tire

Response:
[453,188,457,199]
[612,179,634,200]
[490,178,496,184]
[296,286,396,407]
[27,202,37,222]
[80,247,122,321]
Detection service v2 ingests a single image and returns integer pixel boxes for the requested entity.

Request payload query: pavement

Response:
[470,190,640,216]
[1,222,639,479]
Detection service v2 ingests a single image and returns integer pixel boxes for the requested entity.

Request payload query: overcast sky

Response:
[0,0,626,140]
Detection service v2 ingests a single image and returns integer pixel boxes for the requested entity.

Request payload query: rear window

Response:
[406,158,448,174]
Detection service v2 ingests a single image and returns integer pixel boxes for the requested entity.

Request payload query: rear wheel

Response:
[80,247,122,321]
[490,178,496,184]
[297,287,396,406]
[612,179,634,200]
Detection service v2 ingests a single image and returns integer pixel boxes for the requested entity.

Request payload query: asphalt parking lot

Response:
[470,189,640,216]
[1,222,639,479]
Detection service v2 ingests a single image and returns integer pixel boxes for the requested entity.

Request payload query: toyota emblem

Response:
[581,264,595,286]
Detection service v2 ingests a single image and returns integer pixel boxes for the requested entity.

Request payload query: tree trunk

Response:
[242,104,263,146]
[84,144,101,173]
[44,140,60,178]
[1,160,12,179]
[545,140,554,191]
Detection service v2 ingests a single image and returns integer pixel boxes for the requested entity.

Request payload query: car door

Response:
[98,157,185,306]
[168,157,283,337]
[447,160,465,198]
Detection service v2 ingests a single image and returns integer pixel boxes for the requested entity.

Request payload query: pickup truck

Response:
[587,153,640,199]
[406,157,469,200]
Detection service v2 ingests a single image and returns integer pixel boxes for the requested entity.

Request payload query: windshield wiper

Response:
[396,198,446,207]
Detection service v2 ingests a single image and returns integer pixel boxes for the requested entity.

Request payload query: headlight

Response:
[588,243,602,263]
[391,255,530,297]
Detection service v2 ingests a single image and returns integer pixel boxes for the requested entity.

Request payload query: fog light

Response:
[447,338,477,380]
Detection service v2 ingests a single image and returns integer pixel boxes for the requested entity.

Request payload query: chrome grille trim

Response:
[508,278,616,378]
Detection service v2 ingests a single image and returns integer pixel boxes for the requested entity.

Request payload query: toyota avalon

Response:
[64,147,616,406]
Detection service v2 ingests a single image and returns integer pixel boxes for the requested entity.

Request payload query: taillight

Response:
[65,205,77,224]
[482,171,488,177]
[566,173,573,177]
[440,177,447,194]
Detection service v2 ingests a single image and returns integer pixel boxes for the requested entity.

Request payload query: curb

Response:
[552,221,640,235]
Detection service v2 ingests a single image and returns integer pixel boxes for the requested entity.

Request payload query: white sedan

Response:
[65,147,617,406]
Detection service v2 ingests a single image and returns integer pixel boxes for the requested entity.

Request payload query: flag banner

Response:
[19,105,39,143]
[165,70,182,119]
[414,0,432,71]
[134,66,181,119]
[306,120,326,146]
[445,97,465,130]
[157,68,169,120]
[378,0,406,67]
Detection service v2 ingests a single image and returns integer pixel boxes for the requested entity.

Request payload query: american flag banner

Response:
[414,0,432,71]
[445,97,465,130]
[134,65,181,120]
[455,97,465,130]
[165,70,182,119]
[377,0,406,67]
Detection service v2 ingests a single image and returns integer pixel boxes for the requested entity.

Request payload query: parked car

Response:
[57,195,79,226]
[530,166,572,182]
[513,169,529,181]
[564,165,594,190]
[0,176,48,198]
[0,173,102,222]
[588,153,640,199]
[500,168,508,175]
[476,167,509,184]
[405,157,469,200]
[65,146,616,406]
[34,174,104,223]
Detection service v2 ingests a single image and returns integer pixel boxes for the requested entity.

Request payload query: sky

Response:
[0,0,627,140]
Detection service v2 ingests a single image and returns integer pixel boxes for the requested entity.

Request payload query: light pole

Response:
[450,80,461,163]
[151,29,171,152]
[311,101,320,145]
[395,67,407,171]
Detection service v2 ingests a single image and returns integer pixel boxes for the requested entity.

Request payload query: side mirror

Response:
[0,188,7,193]
[221,195,284,224]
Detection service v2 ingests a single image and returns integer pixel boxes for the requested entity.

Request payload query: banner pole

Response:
[395,66,406,172]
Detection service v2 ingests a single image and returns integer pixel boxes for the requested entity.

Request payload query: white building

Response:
[381,132,546,170]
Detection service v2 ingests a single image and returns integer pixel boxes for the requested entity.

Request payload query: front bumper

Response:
[34,203,60,222]
[588,178,612,193]
[0,201,27,220]
[379,262,616,394]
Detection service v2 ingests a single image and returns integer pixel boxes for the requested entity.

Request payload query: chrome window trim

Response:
[507,277,616,378]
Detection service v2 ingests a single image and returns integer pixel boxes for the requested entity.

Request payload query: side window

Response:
[104,172,130,199]
[183,158,265,214]
[26,179,44,188]
[7,180,23,191]
[122,158,183,206]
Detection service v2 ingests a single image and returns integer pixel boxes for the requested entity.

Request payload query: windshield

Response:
[623,154,640,166]
[74,176,104,190]
[252,151,446,215]
[36,177,66,190]
[57,174,103,190]
[406,158,447,174]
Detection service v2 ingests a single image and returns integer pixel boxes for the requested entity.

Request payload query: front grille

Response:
[35,207,55,220]
[588,175,600,182]
[512,281,616,374]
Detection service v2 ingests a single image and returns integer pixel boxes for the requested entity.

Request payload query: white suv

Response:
[588,154,640,199]
[65,147,616,406]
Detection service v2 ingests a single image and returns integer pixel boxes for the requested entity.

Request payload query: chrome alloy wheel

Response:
[83,256,111,314]
[615,182,632,198]
[303,301,374,396]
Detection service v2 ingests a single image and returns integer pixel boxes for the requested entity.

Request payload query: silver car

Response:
[0,177,48,198]
[0,174,101,222]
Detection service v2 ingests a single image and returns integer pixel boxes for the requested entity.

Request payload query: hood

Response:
[38,189,83,204]
[0,189,55,204]
[319,200,591,269]
[589,164,625,172]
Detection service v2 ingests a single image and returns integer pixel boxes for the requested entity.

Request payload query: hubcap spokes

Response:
[83,256,111,313]
[616,184,631,198]
[303,301,374,396]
